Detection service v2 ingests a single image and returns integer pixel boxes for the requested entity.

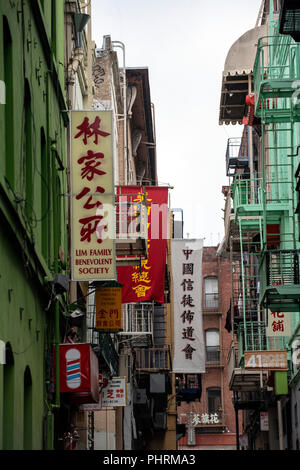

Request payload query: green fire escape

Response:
[230,15,300,366]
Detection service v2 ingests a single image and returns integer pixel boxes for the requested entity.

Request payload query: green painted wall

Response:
[0,0,67,449]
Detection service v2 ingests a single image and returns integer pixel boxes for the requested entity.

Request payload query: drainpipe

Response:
[112,41,127,185]
[151,103,158,184]
[248,76,254,203]
[67,48,84,86]
[269,0,274,66]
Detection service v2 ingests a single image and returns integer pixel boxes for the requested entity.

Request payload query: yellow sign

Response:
[70,111,116,280]
[95,287,122,331]
[244,350,288,370]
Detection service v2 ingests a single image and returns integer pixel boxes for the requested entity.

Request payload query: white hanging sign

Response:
[266,310,292,337]
[171,239,205,373]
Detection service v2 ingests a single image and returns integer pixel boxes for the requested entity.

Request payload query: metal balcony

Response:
[226,137,249,177]
[118,303,153,346]
[237,321,289,360]
[253,36,300,122]
[279,1,300,42]
[115,187,148,265]
[237,322,267,358]
[228,321,289,392]
[232,173,291,223]
[227,341,268,392]
[259,249,300,311]
[232,176,263,216]
[176,374,202,404]
[135,346,171,372]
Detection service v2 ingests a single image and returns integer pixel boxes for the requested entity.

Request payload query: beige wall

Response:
[94,408,116,450]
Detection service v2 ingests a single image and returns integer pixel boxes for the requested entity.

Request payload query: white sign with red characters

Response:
[266,310,291,337]
[70,110,116,281]
[102,377,127,407]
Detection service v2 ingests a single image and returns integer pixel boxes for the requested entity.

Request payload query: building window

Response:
[205,329,220,362]
[204,277,218,310]
[207,387,222,415]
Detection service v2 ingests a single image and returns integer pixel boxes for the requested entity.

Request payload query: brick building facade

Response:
[177,246,241,450]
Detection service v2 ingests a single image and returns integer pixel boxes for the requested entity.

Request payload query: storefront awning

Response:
[219,24,268,125]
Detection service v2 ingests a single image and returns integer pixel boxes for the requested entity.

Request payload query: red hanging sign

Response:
[55,343,99,404]
[117,186,169,303]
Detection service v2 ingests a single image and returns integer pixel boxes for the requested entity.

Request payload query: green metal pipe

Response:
[261,124,267,249]
[290,122,296,250]
[238,218,247,350]
[269,0,274,66]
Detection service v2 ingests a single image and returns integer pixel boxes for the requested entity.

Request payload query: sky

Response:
[91,0,263,246]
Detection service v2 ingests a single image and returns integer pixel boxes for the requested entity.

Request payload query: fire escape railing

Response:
[253,36,300,120]
[232,176,263,212]
[265,249,300,286]
[237,321,289,366]
[135,346,171,371]
[226,137,249,177]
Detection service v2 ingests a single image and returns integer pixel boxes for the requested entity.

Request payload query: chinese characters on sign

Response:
[260,412,269,431]
[95,286,122,331]
[191,413,220,426]
[244,350,288,370]
[71,111,116,281]
[172,239,205,373]
[117,186,169,304]
[266,310,292,337]
[102,377,127,407]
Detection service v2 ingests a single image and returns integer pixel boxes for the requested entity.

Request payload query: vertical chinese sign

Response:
[266,310,291,338]
[171,239,205,373]
[117,186,169,303]
[70,110,116,281]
